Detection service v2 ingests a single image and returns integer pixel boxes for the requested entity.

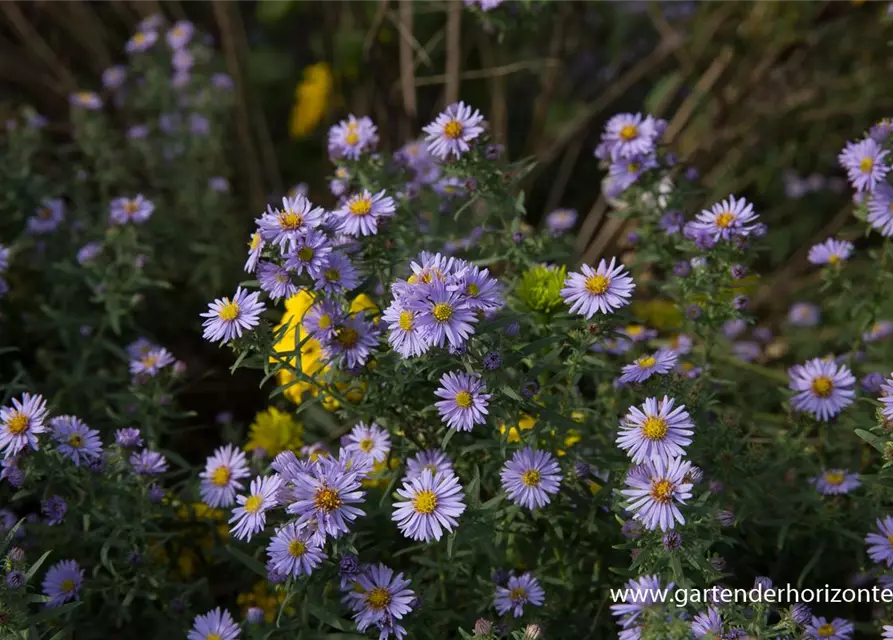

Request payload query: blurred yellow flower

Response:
[630,300,682,330]
[362,457,401,489]
[289,62,332,139]
[499,413,537,443]
[238,580,293,623]
[246,407,304,456]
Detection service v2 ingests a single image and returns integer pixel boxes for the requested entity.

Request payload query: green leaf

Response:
[305,601,351,631]
[225,545,267,578]
[855,428,885,452]
[25,550,53,582]
[479,493,505,511]
[257,0,297,24]
[447,531,457,558]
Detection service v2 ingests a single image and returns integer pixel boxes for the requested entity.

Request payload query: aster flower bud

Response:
[673,261,691,277]
[473,618,493,636]
[523,623,543,639]
[710,554,726,571]
[573,462,591,478]
[716,509,735,527]
[5,570,24,589]
[790,603,812,625]
[246,607,264,624]
[7,547,24,564]
[662,530,682,550]
[504,321,520,337]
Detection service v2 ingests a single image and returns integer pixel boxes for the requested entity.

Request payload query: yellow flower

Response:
[362,457,400,489]
[238,580,293,623]
[499,413,537,443]
[571,411,585,423]
[588,480,602,495]
[289,62,332,139]
[246,407,304,456]
[176,549,198,579]
[350,293,380,323]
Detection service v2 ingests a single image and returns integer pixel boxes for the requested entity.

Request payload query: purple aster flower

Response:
[731,341,760,363]
[434,371,491,432]
[691,195,759,241]
[244,231,265,274]
[660,210,685,235]
[406,449,454,481]
[867,182,893,237]
[382,300,430,358]
[500,447,562,510]
[1,456,24,488]
[789,302,820,327]
[608,153,658,191]
[865,320,893,342]
[393,468,466,541]
[211,72,234,90]
[42,560,83,607]
[691,607,722,637]
[601,113,658,159]
[861,372,885,393]
[69,91,102,110]
[50,416,102,466]
[109,194,154,225]
[76,242,101,265]
[665,334,692,355]
[328,115,379,160]
[130,449,168,476]
[344,422,391,464]
[129,346,175,377]
[808,238,854,265]
[610,575,671,627]
[189,113,209,136]
[347,564,414,634]
[266,522,327,577]
[41,495,67,526]
[127,124,149,140]
[871,118,893,142]
[0,244,8,274]
[449,265,503,311]
[257,261,297,301]
[866,516,893,567]
[336,190,396,237]
[790,603,812,625]
[545,209,578,235]
[187,608,240,640]
[407,279,477,350]
[102,65,127,89]
[804,617,853,640]
[314,251,361,295]
[619,325,656,343]
[209,176,229,193]
[200,444,251,508]
[423,101,486,160]
[483,351,503,370]
[618,349,677,384]
[286,455,365,541]
[285,229,332,278]
[200,286,265,344]
[811,469,861,495]
[788,357,855,421]
[166,20,194,49]
[493,573,545,618]
[172,49,194,72]
[730,264,748,280]
[621,455,693,531]
[296,300,340,345]
[617,396,694,464]
[0,393,49,459]
[5,570,24,589]
[662,530,682,550]
[620,520,642,539]
[115,428,142,448]
[732,295,749,311]
[256,195,325,252]
[561,257,635,319]
[722,319,747,339]
[126,29,158,54]
[322,313,379,369]
[339,553,363,590]
[839,137,889,192]
[229,474,283,542]
[27,198,65,234]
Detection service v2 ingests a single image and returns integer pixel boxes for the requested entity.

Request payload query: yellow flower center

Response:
[278,212,304,230]
[68,434,84,448]
[860,157,875,174]
[244,494,264,514]
[715,211,736,228]
[314,487,342,513]
[367,586,392,610]
[287,539,307,557]
[413,489,438,514]
[811,376,834,398]
[133,32,146,44]
[297,246,314,261]
[124,200,140,215]
[6,412,28,435]
[626,325,643,336]
[315,314,332,330]
[432,303,453,322]
[359,438,375,453]
[219,300,240,322]
[585,274,610,295]
[509,587,527,601]
[627,163,640,173]
[249,232,262,251]
[443,119,463,139]
[211,465,231,486]
[887,533,893,546]
[336,327,359,349]
[324,268,340,282]
[398,311,414,331]
[650,479,674,503]
[641,416,668,440]
[521,469,541,487]
[455,391,473,408]
[349,198,372,217]
[61,579,76,593]
[828,254,840,265]
[466,283,480,297]
[816,624,835,637]
[141,354,159,369]
[39,208,53,219]
[345,131,360,146]
[636,356,656,369]
[619,124,638,141]
[824,471,844,485]
[424,463,438,474]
